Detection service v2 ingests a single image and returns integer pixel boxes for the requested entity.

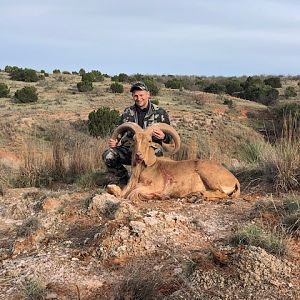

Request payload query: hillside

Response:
[0,71,299,299]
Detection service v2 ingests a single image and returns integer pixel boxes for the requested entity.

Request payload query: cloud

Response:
[0,0,299,75]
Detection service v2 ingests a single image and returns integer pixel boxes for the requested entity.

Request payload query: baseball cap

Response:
[130,81,149,93]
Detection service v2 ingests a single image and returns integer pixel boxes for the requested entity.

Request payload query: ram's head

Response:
[111,122,181,167]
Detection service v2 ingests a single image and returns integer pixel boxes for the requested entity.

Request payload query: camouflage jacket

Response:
[118,101,172,147]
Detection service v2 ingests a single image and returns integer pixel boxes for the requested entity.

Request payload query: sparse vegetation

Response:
[228,224,288,256]
[113,262,163,300]
[17,217,40,237]
[0,69,300,299]
[20,278,47,300]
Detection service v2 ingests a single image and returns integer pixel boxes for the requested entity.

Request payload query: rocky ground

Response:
[0,186,299,300]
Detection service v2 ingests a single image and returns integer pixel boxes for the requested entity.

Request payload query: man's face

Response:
[132,90,150,109]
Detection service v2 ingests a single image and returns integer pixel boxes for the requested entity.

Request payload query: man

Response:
[102,81,171,185]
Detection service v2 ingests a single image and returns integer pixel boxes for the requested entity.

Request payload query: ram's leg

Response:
[127,186,162,202]
[201,190,229,201]
[106,184,122,197]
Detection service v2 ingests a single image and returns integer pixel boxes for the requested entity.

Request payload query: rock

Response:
[129,221,146,235]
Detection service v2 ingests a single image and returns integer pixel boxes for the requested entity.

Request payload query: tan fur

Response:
[107,123,240,202]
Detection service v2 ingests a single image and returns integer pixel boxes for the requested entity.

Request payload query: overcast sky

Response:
[1,0,299,76]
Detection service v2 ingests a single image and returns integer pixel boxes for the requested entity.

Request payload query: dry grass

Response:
[13,126,107,187]
[261,113,300,192]
[113,260,164,300]
[20,277,47,300]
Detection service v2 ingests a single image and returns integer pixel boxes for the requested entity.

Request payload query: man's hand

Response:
[152,128,165,140]
[108,138,118,148]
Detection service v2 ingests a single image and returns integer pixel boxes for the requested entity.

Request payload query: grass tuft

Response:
[228,224,288,256]
[21,278,46,300]
[17,217,40,237]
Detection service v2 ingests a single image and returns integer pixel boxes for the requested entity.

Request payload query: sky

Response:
[1,0,300,76]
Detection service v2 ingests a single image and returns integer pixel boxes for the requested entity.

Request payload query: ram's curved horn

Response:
[145,123,181,154]
[111,122,143,140]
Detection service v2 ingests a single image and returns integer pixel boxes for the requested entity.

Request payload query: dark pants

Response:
[102,146,163,181]
[102,146,132,181]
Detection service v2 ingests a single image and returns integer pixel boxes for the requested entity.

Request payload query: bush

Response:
[0,83,10,97]
[143,78,159,96]
[53,69,61,74]
[204,83,226,94]
[118,73,129,82]
[284,86,297,98]
[14,86,38,103]
[10,67,39,82]
[82,70,104,82]
[223,98,234,108]
[77,80,93,92]
[4,65,19,73]
[110,82,124,93]
[88,106,120,138]
[165,78,184,89]
[241,77,279,106]
[264,77,282,88]
[79,68,86,76]
[225,79,243,96]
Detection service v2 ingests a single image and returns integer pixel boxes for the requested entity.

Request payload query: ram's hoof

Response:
[106,184,122,197]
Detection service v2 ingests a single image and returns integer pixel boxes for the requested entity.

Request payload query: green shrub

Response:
[82,70,104,82]
[264,77,282,88]
[273,103,300,123]
[79,68,86,75]
[15,86,38,103]
[77,80,93,92]
[118,73,129,82]
[223,98,234,108]
[10,67,39,82]
[225,79,243,96]
[4,65,19,73]
[165,78,184,89]
[284,86,297,98]
[228,225,288,256]
[241,77,279,106]
[204,83,226,94]
[110,82,124,93]
[88,106,120,138]
[0,83,10,97]
[53,69,61,74]
[143,78,159,96]
[62,71,71,74]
